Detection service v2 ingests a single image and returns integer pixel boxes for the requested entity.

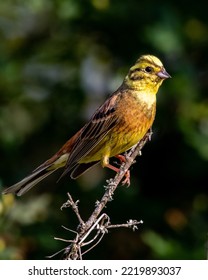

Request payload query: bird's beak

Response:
[157,68,171,79]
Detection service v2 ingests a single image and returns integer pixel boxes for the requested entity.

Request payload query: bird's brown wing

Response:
[60,92,121,178]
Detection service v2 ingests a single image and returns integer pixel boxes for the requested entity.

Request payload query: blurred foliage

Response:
[0,0,208,260]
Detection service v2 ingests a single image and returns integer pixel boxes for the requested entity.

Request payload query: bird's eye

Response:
[145,66,153,73]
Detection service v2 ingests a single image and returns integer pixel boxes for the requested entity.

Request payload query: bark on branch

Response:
[51,130,152,259]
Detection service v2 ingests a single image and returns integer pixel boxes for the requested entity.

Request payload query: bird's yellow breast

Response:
[80,91,156,165]
[109,92,156,154]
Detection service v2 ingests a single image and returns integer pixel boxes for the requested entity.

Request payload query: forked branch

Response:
[52,130,152,259]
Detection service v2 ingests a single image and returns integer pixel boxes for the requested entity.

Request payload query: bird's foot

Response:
[121,170,131,187]
[106,161,131,187]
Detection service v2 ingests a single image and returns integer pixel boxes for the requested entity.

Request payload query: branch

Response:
[52,130,152,259]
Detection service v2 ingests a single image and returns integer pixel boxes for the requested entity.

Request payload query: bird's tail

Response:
[2,165,57,196]
[2,152,70,196]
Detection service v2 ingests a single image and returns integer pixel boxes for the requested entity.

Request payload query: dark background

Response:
[0,0,207,260]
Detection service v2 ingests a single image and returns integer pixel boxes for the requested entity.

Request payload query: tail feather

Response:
[2,153,70,196]
[70,161,99,179]
[2,166,57,196]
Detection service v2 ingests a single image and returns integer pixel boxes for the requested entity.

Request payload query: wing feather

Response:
[61,92,121,177]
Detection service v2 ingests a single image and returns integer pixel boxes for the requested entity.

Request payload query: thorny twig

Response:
[52,130,152,259]
[61,193,84,226]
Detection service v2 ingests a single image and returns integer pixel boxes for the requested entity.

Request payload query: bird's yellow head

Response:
[124,54,171,93]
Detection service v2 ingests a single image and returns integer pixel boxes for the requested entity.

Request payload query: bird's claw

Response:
[121,170,131,187]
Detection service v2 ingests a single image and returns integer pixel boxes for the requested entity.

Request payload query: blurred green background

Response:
[0,0,208,260]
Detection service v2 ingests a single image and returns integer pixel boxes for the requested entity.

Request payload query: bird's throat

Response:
[135,91,156,110]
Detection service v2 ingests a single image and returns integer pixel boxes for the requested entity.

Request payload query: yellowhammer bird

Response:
[2,54,170,196]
